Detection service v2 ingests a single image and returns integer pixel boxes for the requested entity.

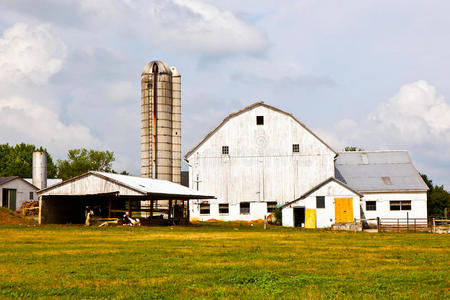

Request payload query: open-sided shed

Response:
[37,171,214,225]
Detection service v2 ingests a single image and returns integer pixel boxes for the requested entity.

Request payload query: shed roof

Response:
[185,102,336,159]
[0,176,39,190]
[335,150,428,192]
[0,176,18,186]
[38,171,215,199]
[281,177,362,208]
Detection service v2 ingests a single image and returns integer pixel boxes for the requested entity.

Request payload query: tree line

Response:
[0,143,126,181]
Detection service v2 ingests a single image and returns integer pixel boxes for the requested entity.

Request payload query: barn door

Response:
[334,197,353,223]
[10,190,17,211]
[305,208,316,228]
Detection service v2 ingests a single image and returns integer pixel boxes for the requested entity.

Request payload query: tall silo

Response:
[141,60,181,184]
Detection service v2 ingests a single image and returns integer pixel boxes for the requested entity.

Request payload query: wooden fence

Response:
[378,218,429,232]
[357,217,450,233]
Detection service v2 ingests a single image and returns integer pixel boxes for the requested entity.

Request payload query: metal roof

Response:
[185,102,336,159]
[335,150,428,192]
[24,178,62,188]
[142,60,172,75]
[281,177,363,208]
[0,176,19,186]
[38,171,215,199]
[0,176,39,190]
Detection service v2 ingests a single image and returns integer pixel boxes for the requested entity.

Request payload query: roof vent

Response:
[381,176,392,185]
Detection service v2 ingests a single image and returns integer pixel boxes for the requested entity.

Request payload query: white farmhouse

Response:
[185,102,428,228]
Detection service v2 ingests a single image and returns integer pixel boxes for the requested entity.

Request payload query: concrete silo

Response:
[141,61,181,184]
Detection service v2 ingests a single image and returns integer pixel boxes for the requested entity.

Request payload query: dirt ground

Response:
[0,207,36,225]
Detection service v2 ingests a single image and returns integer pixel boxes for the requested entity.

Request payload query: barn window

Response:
[267,202,277,213]
[366,201,376,211]
[390,200,411,211]
[219,203,229,215]
[256,116,264,125]
[200,203,210,215]
[316,196,325,209]
[222,146,229,155]
[292,144,300,153]
[29,192,34,200]
[240,202,250,215]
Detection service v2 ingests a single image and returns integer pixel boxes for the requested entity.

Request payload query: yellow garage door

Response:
[305,208,316,228]
[335,198,353,223]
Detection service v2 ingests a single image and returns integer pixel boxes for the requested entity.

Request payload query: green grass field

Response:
[0,223,448,299]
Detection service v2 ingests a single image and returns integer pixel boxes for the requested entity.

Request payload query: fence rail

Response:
[356,217,449,233]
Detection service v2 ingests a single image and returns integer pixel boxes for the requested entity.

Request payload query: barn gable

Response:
[185,102,336,160]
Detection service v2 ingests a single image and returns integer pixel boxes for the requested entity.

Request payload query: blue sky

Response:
[0,0,449,189]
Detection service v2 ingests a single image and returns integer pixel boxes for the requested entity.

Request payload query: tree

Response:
[344,146,364,151]
[0,143,57,178]
[57,148,115,180]
[421,174,450,218]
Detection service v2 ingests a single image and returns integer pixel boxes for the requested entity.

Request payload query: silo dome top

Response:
[142,60,172,75]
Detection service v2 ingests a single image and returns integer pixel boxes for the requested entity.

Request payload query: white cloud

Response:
[0,96,100,157]
[320,80,450,188]
[370,80,450,146]
[0,23,66,85]
[146,0,267,54]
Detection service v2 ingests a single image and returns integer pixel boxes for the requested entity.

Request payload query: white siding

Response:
[188,105,335,221]
[190,201,270,222]
[41,175,142,196]
[0,179,38,211]
[282,180,361,228]
[361,192,427,220]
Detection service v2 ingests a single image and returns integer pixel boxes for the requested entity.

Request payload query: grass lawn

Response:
[0,223,448,299]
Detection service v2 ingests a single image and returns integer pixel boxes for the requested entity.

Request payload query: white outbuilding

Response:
[37,171,214,224]
[281,177,362,228]
[335,150,428,224]
[0,176,38,211]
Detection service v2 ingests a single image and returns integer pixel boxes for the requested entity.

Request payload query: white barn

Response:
[185,102,428,228]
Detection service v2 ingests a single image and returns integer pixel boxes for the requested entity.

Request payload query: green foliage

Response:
[0,143,57,178]
[273,206,282,225]
[344,146,364,151]
[421,174,450,218]
[57,148,115,180]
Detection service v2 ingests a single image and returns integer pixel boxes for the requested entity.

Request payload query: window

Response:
[316,196,325,209]
[219,203,229,215]
[200,203,210,215]
[222,146,229,155]
[390,200,411,211]
[240,202,250,215]
[293,144,300,153]
[29,192,34,200]
[267,202,277,213]
[256,116,264,125]
[366,201,376,211]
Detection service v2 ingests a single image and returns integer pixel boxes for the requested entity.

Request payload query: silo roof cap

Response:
[142,60,172,75]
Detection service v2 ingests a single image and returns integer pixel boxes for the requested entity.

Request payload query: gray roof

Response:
[335,150,428,192]
[38,171,215,200]
[281,177,363,208]
[0,176,19,186]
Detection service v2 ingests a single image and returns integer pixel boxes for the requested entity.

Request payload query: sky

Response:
[0,0,449,189]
